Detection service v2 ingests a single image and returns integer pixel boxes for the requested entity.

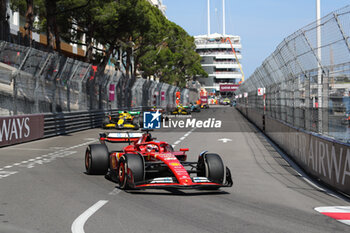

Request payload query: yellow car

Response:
[201,104,209,109]
[102,111,140,129]
[171,105,191,115]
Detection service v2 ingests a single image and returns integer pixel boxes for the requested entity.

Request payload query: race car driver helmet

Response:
[146,144,159,152]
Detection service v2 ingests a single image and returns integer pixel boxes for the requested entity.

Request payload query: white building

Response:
[195,34,243,91]
[195,0,243,92]
[147,0,167,16]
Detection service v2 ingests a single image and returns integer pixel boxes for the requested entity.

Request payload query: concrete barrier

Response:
[246,108,264,131]
[0,114,44,147]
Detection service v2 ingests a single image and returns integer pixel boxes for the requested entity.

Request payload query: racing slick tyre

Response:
[85,144,109,175]
[138,115,143,128]
[118,154,145,189]
[102,116,110,129]
[132,123,140,130]
[197,153,225,184]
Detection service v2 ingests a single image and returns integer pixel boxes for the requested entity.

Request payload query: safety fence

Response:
[236,5,350,144]
[235,6,350,196]
[0,40,198,116]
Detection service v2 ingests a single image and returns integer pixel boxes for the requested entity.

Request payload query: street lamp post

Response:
[207,0,210,36]
[222,0,225,36]
[316,0,323,133]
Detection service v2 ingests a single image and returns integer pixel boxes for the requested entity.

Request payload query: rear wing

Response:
[117,111,141,116]
[99,132,143,143]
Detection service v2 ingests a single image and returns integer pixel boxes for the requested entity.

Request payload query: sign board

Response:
[161,91,165,101]
[258,88,265,96]
[244,92,248,97]
[200,96,208,104]
[219,84,239,92]
[0,115,44,147]
[109,84,115,101]
[239,94,242,98]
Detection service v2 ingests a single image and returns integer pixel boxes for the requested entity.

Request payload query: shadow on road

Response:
[125,188,231,196]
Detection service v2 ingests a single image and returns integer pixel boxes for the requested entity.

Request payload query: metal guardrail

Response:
[0,40,199,116]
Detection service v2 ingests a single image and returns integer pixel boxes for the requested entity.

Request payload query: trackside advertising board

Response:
[200,96,208,104]
[0,114,44,147]
[219,84,239,92]
[109,84,115,101]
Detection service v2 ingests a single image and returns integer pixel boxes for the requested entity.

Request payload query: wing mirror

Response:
[180,148,189,152]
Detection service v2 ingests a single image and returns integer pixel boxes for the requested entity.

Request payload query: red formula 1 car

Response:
[85,130,233,190]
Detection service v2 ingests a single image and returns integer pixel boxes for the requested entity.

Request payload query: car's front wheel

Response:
[118,154,145,189]
[197,153,225,184]
[85,144,109,175]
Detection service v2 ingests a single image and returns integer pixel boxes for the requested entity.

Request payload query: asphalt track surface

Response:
[0,106,349,233]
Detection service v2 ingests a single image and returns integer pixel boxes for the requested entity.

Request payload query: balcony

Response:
[197,52,242,60]
[209,72,243,79]
[202,63,241,69]
[196,43,242,50]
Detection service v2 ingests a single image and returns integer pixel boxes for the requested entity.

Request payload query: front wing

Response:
[127,167,233,190]
[103,123,139,129]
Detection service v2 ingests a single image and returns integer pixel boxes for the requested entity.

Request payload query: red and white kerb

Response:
[314,206,350,226]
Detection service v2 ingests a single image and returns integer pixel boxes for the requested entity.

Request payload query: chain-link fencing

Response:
[0,41,198,116]
[236,5,350,143]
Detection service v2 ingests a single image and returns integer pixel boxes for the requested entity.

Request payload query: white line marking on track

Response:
[0,171,18,179]
[4,148,52,151]
[172,128,196,149]
[71,200,108,233]
[109,188,121,195]
[0,139,98,180]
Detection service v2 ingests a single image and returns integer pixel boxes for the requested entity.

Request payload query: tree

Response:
[56,0,101,62]
[24,0,34,46]
[45,0,60,51]
[0,0,9,41]
[9,0,207,86]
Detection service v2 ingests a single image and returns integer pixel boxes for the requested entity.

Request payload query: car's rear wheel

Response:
[138,115,143,127]
[118,154,145,189]
[85,144,109,175]
[197,153,225,184]
[102,116,110,128]
[132,123,140,130]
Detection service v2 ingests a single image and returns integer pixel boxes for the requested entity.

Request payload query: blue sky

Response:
[163,0,350,78]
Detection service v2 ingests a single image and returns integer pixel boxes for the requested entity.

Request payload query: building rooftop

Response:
[194,33,240,40]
